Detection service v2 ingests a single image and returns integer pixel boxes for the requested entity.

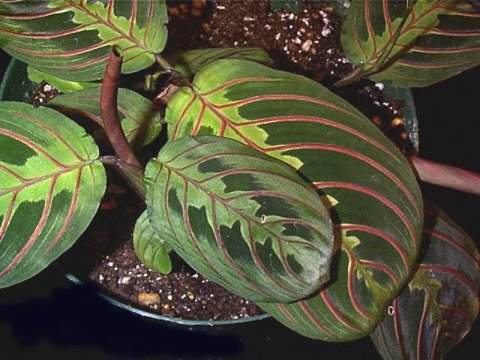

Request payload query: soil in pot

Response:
[48,0,413,323]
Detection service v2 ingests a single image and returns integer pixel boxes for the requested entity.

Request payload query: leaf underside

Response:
[341,0,480,87]
[0,101,106,288]
[0,0,168,81]
[146,135,334,303]
[48,86,162,148]
[371,204,480,360]
[167,59,424,341]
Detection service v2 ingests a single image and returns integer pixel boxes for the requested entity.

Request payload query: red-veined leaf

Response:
[145,136,334,303]
[166,59,424,340]
[0,0,168,81]
[341,1,480,87]
[0,101,106,288]
[371,204,480,359]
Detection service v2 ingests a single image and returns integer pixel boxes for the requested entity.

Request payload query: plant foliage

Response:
[341,0,480,87]
[166,59,424,340]
[0,0,168,81]
[371,205,480,359]
[0,102,105,287]
[146,135,334,303]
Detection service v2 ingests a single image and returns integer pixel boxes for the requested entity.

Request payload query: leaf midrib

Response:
[69,0,148,53]
[0,161,93,198]
[160,161,324,255]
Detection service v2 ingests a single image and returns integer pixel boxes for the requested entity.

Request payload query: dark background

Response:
[0,49,479,359]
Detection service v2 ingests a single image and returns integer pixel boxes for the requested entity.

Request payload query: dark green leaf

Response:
[341,1,480,87]
[133,210,172,275]
[0,101,106,288]
[371,204,480,360]
[167,59,424,340]
[145,136,334,303]
[168,48,273,78]
[0,0,168,81]
[270,0,301,12]
[48,86,162,148]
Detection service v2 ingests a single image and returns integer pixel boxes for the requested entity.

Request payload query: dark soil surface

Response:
[166,0,411,152]
[65,179,260,321]
[62,0,413,322]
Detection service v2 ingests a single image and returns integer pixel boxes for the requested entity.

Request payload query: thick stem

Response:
[410,155,480,197]
[101,50,142,169]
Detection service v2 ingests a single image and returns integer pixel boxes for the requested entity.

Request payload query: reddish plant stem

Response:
[101,50,142,169]
[410,155,480,197]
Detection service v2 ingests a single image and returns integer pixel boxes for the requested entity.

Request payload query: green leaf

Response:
[167,59,424,340]
[371,204,480,360]
[0,0,168,81]
[27,66,97,94]
[133,210,172,275]
[0,101,106,288]
[168,48,273,78]
[145,136,334,303]
[341,1,480,87]
[270,0,301,12]
[48,86,162,148]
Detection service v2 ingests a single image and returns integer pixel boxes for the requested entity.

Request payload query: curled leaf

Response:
[371,205,480,360]
[133,210,172,275]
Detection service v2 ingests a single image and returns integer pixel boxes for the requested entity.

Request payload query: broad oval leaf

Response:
[341,1,480,87]
[371,205,480,360]
[167,59,424,340]
[0,0,168,81]
[145,136,335,303]
[0,101,106,288]
[48,86,162,148]
[168,48,273,78]
[133,210,172,275]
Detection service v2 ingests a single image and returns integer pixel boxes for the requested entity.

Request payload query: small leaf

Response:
[341,1,480,87]
[167,59,424,340]
[0,0,169,81]
[48,86,162,148]
[168,48,273,78]
[133,210,172,275]
[145,136,334,303]
[271,0,301,12]
[27,66,97,94]
[371,204,480,360]
[0,101,106,288]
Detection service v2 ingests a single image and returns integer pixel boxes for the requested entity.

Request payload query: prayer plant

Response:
[0,1,479,359]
